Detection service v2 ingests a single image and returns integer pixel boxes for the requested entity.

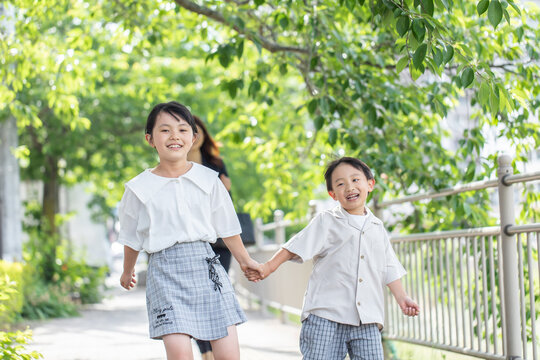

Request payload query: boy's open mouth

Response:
[346,194,359,200]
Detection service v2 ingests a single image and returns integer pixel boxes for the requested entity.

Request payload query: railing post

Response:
[308,200,317,220]
[255,217,264,248]
[274,210,285,245]
[497,154,522,360]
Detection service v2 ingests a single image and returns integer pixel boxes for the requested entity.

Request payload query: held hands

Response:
[398,296,420,317]
[240,258,265,282]
[120,269,137,290]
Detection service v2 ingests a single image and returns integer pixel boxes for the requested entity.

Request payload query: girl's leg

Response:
[162,333,194,360]
[209,325,240,360]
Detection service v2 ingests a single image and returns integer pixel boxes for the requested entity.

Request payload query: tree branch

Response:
[174,0,309,54]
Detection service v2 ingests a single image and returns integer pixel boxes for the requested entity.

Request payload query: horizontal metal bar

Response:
[259,218,306,231]
[390,227,500,242]
[506,223,540,234]
[503,171,540,185]
[385,336,505,360]
[377,179,499,207]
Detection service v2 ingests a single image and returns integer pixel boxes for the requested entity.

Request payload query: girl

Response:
[118,101,262,360]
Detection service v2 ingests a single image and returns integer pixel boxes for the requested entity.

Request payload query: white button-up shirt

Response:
[282,206,406,328]
[117,163,241,253]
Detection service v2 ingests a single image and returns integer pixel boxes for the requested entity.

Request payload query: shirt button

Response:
[357,301,361,306]
[359,278,363,283]
[360,255,364,259]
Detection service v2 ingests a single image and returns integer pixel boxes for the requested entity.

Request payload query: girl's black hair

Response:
[145,101,198,135]
[192,115,225,169]
[324,157,373,191]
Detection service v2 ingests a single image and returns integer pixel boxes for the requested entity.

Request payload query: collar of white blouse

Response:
[125,162,218,203]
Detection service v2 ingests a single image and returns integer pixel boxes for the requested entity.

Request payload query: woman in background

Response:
[188,115,233,360]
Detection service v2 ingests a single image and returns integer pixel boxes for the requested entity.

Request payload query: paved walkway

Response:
[25,284,302,360]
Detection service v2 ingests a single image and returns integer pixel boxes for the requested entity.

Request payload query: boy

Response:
[249,157,419,360]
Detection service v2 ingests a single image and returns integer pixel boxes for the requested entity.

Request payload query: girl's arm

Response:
[387,278,420,316]
[120,245,139,290]
[222,234,263,276]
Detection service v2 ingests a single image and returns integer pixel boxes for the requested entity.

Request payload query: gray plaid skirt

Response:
[146,241,247,340]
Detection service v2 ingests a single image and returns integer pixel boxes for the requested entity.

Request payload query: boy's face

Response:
[328,163,375,215]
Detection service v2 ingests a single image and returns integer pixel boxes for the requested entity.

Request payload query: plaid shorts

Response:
[300,314,383,360]
[146,241,246,340]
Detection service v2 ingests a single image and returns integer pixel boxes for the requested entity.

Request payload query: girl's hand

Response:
[120,269,137,290]
[399,296,420,316]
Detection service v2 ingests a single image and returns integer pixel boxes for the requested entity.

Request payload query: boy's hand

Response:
[120,269,137,290]
[398,296,420,316]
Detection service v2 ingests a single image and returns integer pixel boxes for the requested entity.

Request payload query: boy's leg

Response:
[210,325,240,360]
[299,314,348,360]
[347,324,384,360]
[162,333,194,360]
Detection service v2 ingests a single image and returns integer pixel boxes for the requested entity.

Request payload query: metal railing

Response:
[236,154,540,360]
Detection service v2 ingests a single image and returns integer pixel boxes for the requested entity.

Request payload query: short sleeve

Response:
[383,230,407,284]
[282,213,328,263]
[210,179,241,238]
[117,187,143,251]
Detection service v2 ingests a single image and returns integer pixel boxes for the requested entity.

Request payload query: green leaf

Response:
[432,47,443,67]
[307,99,318,115]
[328,128,338,145]
[508,1,521,15]
[413,43,428,69]
[421,0,434,16]
[248,80,261,98]
[477,0,489,15]
[488,0,502,29]
[478,81,490,106]
[412,20,426,42]
[368,106,377,123]
[443,45,454,64]
[396,56,409,73]
[461,67,474,88]
[314,115,325,130]
[279,63,288,75]
[489,85,500,116]
[396,16,410,37]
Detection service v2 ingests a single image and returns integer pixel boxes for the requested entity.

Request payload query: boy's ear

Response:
[368,178,375,191]
[328,190,336,200]
[145,134,155,148]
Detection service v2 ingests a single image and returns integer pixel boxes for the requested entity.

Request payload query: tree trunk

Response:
[42,155,59,281]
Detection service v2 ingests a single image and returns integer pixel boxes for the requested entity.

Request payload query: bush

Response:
[0,272,42,359]
[0,261,25,326]
[0,330,43,360]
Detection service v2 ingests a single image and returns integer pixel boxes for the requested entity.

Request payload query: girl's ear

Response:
[328,190,336,200]
[145,133,154,148]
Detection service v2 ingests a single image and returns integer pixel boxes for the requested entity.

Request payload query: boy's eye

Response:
[353,178,359,182]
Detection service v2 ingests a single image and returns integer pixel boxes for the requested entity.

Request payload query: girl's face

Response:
[145,111,196,163]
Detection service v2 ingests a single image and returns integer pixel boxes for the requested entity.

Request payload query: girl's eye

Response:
[162,129,169,132]
[337,183,343,187]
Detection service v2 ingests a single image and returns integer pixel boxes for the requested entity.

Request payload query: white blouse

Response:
[282,206,406,328]
[117,163,241,253]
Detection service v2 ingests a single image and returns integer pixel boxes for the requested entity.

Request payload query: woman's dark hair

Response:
[324,157,374,191]
[193,115,225,169]
[145,101,198,136]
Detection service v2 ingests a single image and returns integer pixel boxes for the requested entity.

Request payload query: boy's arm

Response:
[249,248,295,281]
[222,234,263,277]
[120,246,139,290]
[387,278,420,316]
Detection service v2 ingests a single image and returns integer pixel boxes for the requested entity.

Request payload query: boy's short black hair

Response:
[324,157,374,191]
[145,101,198,135]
